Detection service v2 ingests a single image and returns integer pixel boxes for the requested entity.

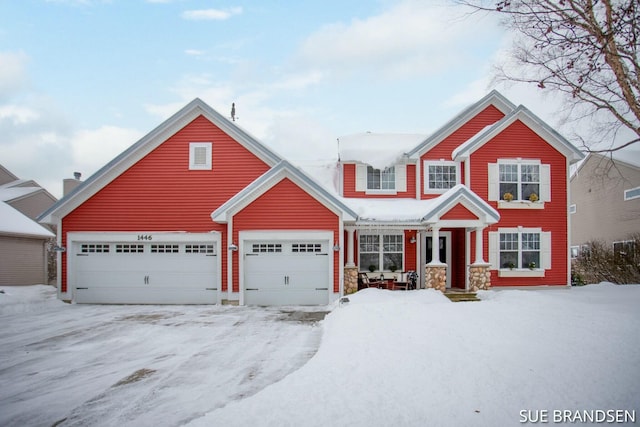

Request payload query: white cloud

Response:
[185,49,205,56]
[0,105,40,125]
[296,1,503,79]
[181,7,242,21]
[0,51,29,100]
[69,126,143,173]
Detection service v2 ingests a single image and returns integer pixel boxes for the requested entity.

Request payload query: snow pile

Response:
[0,285,62,315]
[188,284,640,427]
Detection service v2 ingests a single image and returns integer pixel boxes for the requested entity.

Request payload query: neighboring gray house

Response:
[0,165,57,285]
[570,151,640,260]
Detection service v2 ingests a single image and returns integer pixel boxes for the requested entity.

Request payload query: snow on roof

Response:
[338,132,427,170]
[0,186,42,202]
[340,197,438,223]
[0,202,55,238]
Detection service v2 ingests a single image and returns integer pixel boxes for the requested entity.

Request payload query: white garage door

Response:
[243,239,331,306]
[70,233,219,304]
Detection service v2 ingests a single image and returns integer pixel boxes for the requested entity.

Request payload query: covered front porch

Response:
[341,185,499,295]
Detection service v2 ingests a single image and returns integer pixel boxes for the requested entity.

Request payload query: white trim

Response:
[488,227,550,276]
[357,231,405,273]
[423,160,460,194]
[189,142,212,170]
[396,164,407,192]
[226,219,234,303]
[498,201,545,209]
[355,164,367,192]
[624,186,640,201]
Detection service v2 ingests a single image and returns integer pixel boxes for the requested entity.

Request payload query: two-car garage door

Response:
[69,232,220,304]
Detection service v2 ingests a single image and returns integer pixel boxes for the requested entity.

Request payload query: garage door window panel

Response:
[116,244,145,253]
[81,244,110,253]
[151,244,179,253]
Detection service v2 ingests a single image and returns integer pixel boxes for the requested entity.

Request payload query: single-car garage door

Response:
[243,239,331,306]
[69,232,219,304]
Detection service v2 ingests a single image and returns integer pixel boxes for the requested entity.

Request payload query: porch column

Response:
[474,226,486,264]
[470,227,491,292]
[345,227,355,268]
[425,226,446,292]
[430,226,440,264]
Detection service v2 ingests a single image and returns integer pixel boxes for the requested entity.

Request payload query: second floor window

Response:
[499,163,539,201]
[424,161,459,193]
[367,166,395,190]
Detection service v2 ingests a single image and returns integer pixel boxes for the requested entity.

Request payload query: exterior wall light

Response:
[332,244,341,251]
[228,243,238,251]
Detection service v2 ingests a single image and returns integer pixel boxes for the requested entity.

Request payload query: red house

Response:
[39,91,584,305]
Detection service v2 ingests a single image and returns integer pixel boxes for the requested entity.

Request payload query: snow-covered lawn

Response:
[1,284,639,427]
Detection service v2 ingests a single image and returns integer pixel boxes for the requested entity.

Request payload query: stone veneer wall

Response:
[425,265,447,292]
[344,266,359,295]
[468,264,491,291]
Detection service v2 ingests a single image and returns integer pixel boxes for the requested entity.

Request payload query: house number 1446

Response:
[137,235,153,241]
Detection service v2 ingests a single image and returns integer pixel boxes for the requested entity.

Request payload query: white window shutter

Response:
[488,163,499,201]
[355,164,367,192]
[541,231,552,269]
[396,165,406,192]
[488,231,499,270]
[540,164,551,202]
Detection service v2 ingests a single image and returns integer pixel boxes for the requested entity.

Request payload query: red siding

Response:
[440,203,479,221]
[421,105,505,199]
[471,120,569,286]
[343,163,417,198]
[233,178,340,293]
[60,115,271,292]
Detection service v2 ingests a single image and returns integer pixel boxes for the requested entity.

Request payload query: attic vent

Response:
[189,142,212,170]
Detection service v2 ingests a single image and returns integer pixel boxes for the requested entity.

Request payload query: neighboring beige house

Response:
[570,151,640,259]
[0,165,57,285]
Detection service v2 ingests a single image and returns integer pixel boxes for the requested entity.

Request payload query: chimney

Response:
[63,172,83,196]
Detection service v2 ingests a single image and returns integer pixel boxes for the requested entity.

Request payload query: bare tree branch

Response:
[459,0,640,154]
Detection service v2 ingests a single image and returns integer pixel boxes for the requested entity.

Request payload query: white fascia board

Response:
[420,185,500,224]
[212,162,357,223]
[407,90,515,159]
[38,99,283,225]
[453,106,585,163]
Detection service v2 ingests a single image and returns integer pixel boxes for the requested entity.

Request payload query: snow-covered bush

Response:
[573,234,640,284]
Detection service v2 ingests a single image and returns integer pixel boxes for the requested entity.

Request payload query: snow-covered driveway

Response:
[0,286,326,427]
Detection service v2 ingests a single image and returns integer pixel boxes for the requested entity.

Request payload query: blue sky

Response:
[1,0,557,198]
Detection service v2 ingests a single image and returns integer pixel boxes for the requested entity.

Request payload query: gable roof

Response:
[212,160,358,223]
[420,185,499,224]
[452,105,585,163]
[39,98,283,224]
[406,90,516,159]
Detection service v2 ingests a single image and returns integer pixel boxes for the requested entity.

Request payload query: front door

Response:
[425,232,452,289]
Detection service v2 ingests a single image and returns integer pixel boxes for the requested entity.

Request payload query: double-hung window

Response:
[499,163,539,201]
[499,232,540,269]
[424,161,459,193]
[488,159,550,206]
[367,166,395,191]
[489,228,551,277]
[359,233,403,272]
